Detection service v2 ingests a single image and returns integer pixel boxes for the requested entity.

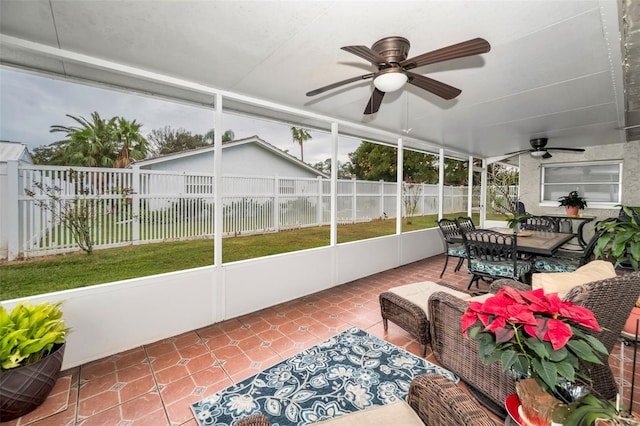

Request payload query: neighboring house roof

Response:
[132,135,328,177]
[0,141,33,163]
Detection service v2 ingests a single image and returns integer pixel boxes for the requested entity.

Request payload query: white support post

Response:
[396,138,403,235]
[330,123,338,247]
[480,159,488,227]
[316,176,323,227]
[214,94,224,322]
[7,161,19,261]
[131,165,140,244]
[438,148,445,220]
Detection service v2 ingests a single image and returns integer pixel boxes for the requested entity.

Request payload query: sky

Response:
[0,68,359,165]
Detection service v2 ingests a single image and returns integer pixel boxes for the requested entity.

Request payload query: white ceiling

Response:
[0,0,628,160]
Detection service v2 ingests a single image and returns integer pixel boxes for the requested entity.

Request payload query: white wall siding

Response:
[1,266,216,369]
[1,228,443,370]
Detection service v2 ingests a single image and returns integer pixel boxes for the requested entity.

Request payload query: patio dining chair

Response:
[437,218,467,278]
[534,228,603,273]
[520,215,559,232]
[455,216,476,233]
[461,229,533,290]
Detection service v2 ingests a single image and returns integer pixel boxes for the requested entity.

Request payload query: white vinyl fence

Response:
[3,163,474,260]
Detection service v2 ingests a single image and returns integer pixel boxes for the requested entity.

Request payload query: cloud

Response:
[1,69,359,164]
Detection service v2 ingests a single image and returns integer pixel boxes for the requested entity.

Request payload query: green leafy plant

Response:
[595,205,640,271]
[462,287,608,403]
[507,213,532,233]
[0,302,70,371]
[558,191,588,209]
[563,393,638,426]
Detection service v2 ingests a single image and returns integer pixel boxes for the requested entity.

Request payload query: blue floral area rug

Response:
[191,327,458,426]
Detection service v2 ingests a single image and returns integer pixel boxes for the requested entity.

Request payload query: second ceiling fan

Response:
[506,138,585,159]
[306,36,491,114]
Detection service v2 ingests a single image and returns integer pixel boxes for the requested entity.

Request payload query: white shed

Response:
[1,141,33,259]
[134,135,326,179]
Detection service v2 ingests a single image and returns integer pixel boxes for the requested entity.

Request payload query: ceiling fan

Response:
[505,138,586,159]
[306,36,491,115]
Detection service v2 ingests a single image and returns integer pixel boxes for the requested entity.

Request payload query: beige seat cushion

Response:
[388,281,468,319]
[313,401,423,425]
[464,293,493,303]
[532,260,616,299]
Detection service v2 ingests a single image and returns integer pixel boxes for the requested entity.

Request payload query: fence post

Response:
[7,160,19,260]
[274,174,280,232]
[379,179,385,219]
[131,166,140,244]
[352,177,357,223]
[316,176,323,226]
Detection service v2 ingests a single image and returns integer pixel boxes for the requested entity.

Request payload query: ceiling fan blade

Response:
[542,152,553,159]
[306,73,375,97]
[505,149,532,156]
[400,38,491,70]
[341,45,389,66]
[406,72,461,100]
[364,88,385,115]
[546,147,586,152]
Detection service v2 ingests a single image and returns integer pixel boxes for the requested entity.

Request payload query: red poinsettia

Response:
[462,287,608,399]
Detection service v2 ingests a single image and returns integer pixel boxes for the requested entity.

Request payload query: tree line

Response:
[31,111,515,186]
[32,112,235,168]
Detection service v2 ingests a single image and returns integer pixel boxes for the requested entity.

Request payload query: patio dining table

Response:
[452,228,574,257]
[492,228,574,256]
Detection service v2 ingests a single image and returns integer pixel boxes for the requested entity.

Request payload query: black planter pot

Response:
[0,342,65,422]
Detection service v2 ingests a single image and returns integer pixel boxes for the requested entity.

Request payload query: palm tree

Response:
[50,112,118,167]
[113,117,149,168]
[291,127,312,162]
[50,113,149,168]
[204,129,235,144]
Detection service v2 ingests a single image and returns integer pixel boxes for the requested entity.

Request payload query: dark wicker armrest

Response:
[489,279,530,293]
[235,414,270,426]
[428,291,469,313]
[408,374,497,426]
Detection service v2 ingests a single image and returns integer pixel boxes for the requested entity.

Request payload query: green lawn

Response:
[1,212,488,300]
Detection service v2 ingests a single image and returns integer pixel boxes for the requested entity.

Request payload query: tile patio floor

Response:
[4,255,496,425]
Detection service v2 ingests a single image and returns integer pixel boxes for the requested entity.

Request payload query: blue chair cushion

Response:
[534,256,581,273]
[469,258,532,279]
[447,245,467,257]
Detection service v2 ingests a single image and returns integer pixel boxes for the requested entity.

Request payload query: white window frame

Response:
[539,160,622,208]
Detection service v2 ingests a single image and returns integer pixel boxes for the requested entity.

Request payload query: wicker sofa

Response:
[235,373,497,426]
[428,270,640,416]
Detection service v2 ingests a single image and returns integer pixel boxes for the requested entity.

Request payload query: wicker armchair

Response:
[408,374,497,425]
[428,271,640,417]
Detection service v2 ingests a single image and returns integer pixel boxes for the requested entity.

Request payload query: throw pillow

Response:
[532,260,616,299]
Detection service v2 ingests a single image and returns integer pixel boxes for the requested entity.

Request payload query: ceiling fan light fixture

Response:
[373,69,407,92]
[530,150,547,158]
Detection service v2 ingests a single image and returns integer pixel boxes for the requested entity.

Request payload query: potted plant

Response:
[623,297,640,336]
[462,287,607,425]
[507,213,532,233]
[0,301,70,421]
[558,191,588,216]
[595,205,640,271]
